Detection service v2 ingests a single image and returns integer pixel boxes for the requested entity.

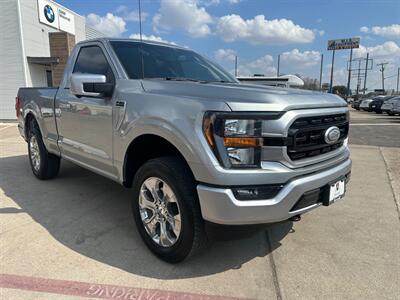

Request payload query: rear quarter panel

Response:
[18,87,60,155]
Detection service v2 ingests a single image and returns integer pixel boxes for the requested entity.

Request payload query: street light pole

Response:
[329,50,335,93]
[397,67,400,93]
[346,48,353,97]
[319,54,323,90]
[363,53,369,94]
[235,55,238,77]
[277,55,280,77]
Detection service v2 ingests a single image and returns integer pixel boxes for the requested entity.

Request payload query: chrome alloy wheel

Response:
[29,135,41,172]
[139,177,182,247]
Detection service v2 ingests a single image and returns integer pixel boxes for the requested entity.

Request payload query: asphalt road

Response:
[349,109,400,147]
[1,114,399,300]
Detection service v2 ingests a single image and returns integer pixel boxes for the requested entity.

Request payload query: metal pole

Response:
[363,53,369,94]
[329,50,335,93]
[235,56,238,77]
[346,48,353,97]
[138,0,143,41]
[356,60,361,95]
[377,63,388,92]
[397,67,400,93]
[277,54,280,77]
[319,54,323,90]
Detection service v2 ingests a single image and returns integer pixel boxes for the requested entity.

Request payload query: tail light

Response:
[15,96,21,118]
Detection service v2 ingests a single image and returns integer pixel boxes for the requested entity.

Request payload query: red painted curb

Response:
[0,274,247,300]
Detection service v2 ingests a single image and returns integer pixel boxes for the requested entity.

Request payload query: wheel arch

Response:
[122,134,196,188]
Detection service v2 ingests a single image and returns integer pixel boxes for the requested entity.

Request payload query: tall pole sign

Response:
[327,37,360,94]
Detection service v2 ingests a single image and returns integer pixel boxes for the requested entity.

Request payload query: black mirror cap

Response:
[83,82,114,97]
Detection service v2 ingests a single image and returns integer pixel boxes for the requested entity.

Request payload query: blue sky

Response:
[58,0,400,90]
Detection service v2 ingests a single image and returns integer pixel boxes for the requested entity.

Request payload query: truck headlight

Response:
[203,112,266,168]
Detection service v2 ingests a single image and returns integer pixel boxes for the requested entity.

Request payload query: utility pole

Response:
[319,54,323,90]
[363,53,369,94]
[329,50,336,93]
[346,48,353,97]
[235,55,238,77]
[277,55,280,77]
[377,62,388,92]
[397,67,400,93]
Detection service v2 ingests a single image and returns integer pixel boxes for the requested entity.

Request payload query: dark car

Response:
[351,99,362,110]
[370,96,396,114]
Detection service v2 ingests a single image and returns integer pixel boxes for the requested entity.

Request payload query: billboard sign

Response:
[38,0,75,35]
[328,38,360,51]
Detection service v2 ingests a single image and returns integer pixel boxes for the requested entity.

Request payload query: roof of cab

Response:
[77,37,187,50]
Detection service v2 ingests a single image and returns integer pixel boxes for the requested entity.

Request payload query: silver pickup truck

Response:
[16,38,351,262]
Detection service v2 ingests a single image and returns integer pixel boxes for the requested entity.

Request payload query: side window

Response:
[73,46,114,83]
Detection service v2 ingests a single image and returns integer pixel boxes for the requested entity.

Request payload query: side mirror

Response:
[70,73,114,98]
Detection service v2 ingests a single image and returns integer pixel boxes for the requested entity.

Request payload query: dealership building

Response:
[0,0,104,119]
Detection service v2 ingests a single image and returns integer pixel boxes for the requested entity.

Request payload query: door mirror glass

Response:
[70,73,114,98]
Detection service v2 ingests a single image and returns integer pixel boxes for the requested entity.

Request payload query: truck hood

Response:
[141,80,347,111]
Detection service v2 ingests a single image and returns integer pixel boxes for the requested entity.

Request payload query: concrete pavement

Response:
[1,113,399,299]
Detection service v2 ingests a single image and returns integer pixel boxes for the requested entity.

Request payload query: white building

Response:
[0,0,104,119]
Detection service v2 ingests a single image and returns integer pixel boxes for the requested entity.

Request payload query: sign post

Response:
[327,37,360,94]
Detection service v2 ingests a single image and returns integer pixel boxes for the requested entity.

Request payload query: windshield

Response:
[110,41,237,83]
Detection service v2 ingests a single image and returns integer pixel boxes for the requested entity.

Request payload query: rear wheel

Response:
[131,157,206,263]
[27,119,60,180]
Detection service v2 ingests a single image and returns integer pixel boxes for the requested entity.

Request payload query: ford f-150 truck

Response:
[16,38,351,262]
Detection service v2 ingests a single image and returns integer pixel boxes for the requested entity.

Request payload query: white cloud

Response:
[360,24,400,38]
[353,41,400,60]
[215,49,237,61]
[153,0,213,37]
[129,34,177,45]
[237,54,277,76]
[86,13,126,37]
[280,49,321,67]
[115,5,148,22]
[216,14,316,45]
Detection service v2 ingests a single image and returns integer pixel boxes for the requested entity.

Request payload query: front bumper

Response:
[197,158,352,225]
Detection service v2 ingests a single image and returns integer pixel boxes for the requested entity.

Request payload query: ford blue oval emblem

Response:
[44,5,55,23]
[324,126,341,144]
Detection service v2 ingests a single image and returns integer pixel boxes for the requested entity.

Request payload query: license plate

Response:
[329,179,345,204]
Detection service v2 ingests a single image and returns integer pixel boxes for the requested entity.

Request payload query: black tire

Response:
[27,118,60,180]
[131,156,206,263]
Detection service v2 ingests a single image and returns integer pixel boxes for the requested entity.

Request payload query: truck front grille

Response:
[286,114,349,161]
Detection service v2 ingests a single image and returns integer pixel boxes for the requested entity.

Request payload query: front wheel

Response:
[28,119,60,180]
[131,157,206,263]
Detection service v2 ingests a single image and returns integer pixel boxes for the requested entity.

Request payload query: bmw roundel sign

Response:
[38,0,59,29]
[44,4,55,23]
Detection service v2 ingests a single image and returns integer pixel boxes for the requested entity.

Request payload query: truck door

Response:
[55,44,117,179]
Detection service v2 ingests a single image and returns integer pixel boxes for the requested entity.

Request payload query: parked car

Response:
[381,97,400,116]
[360,96,385,112]
[351,99,362,110]
[16,38,352,262]
[370,96,396,114]
[393,98,400,115]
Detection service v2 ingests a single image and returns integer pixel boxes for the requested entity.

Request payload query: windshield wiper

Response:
[165,77,202,82]
[200,80,236,84]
